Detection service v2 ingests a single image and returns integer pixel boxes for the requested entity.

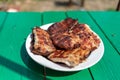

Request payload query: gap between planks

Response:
[87,11,120,55]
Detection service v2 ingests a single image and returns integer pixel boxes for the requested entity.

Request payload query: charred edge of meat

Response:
[85,51,91,58]
[74,43,81,49]
[48,22,68,35]
[48,18,79,35]
[30,31,41,55]
[30,27,56,56]
[30,33,34,52]
[68,19,79,31]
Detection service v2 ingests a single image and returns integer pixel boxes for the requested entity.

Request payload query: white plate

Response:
[25,23,104,72]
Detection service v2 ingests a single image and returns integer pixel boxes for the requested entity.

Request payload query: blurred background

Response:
[0,0,119,12]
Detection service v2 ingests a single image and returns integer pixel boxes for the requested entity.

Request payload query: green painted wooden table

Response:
[0,11,120,80]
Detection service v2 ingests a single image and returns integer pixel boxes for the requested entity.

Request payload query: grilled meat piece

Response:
[48,48,91,67]
[30,27,56,56]
[72,24,101,50]
[51,31,80,50]
[48,18,78,35]
[49,21,100,50]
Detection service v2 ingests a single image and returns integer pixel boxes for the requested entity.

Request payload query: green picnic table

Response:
[0,11,120,80]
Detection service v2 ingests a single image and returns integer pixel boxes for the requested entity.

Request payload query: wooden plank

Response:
[66,11,120,80]
[89,11,120,54]
[43,11,67,24]
[42,11,92,80]
[0,12,8,32]
[87,11,120,80]
[0,12,44,80]
[0,12,8,76]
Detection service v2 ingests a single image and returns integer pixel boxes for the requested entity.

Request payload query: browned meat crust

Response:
[48,48,91,67]
[48,18,100,50]
[30,27,56,56]
[48,18,78,35]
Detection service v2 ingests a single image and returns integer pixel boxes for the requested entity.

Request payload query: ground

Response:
[0,0,119,12]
